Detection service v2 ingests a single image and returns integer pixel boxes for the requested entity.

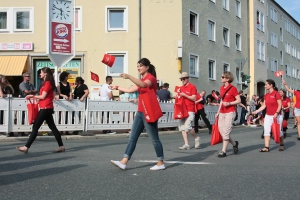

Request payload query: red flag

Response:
[174,86,181,93]
[274,71,280,77]
[90,71,99,82]
[212,91,219,101]
[278,70,284,76]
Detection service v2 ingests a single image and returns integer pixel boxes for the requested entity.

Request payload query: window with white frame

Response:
[287,20,290,32]
[223,27,229,47]
[190,11,198,35]
[208,59,216,80]
[261,42,265,61]
[106,7,128,31]
[208,20,215,41]
[291,24,295,36]
[270,7,277,23]
[5,8,34,32]
[297,69,300,79]
[270,32,277,48]
[0,10,8,31]
[257,40,261,60]
[236,33,241,51]
[256,10,264,32]
[280,27,283,42]
[285,42,290,54]
[298,29,300,40]
[270,58,278,72]
[280,50,283,65]
[280,14,283,20]
[292,67,296,78]
[222,0,230,11]
[298,49,300,60]
[285,65,288,76]
[75,7,82,31]
[209,0,216,3]
[106,52,128,76]
[235,0,241,18]
[189,54,199,77]
[293,46,297,57]
[286,64,291,76]
[223,63,230,72]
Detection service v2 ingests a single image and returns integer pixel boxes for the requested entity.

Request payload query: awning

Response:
[0,56,28,76]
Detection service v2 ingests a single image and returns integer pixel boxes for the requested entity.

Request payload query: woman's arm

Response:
[69,85,73,100]
[111,85,139,93]
[253,101,266,114]
[282,80,295,94]
[80,89,89,101]
[120,73,149,88]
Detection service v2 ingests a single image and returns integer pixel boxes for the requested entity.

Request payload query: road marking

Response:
[135,160,215,165]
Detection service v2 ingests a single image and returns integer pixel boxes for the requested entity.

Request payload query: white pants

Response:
[264,114,283,137]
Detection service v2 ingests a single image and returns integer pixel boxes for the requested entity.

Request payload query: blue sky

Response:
[276,0,300,23]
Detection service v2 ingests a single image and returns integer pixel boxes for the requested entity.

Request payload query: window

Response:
[208,59,216,80]
[298,49,300,60]
[106,7,128,31]
[189,54,199,77]
[291,24,295,36]
[270,58,278,72]
[209,0,216,3]
[280,14,283,20]
[280,50,283,65]
[75,7,82,31]
[106,52,128,76]
[223,27,229,47]
[298,30,300,40]
[223,0,230,11]
[261,42,265,61]
[257,40,261,60]
[0,11,8,31]
[208,20,215,41]
[280,27,283,42]
[286,64,291,76]
[256,10,264,32]
[292,67,295,78]
[236,67,240,83]
[235,1,241,18]
[223,63,230,72]
[190,11,198,35]
[236,33,241,51]
[13,8,34,32]
[270,32,277,48]
[270,7,277,23]
[259,0,264,3]
[285,42,290,54]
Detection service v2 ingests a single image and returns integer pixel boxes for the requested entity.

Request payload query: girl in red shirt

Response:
[110,58,165,171]
[253,79,283,152]
[280,89,290,138]
[282,79,300,140]
[215,72,241,158]
[16,67,65,154]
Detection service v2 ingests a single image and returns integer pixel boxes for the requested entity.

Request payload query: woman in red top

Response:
[16,67,65,154]
[280,89,290,138]
[215,72,241,158]
[110,58,165,171]
[253,79,283,152]
[282,79,300,140]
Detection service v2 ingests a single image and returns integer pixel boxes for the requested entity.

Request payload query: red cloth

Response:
[139,87,162,122]
[211,119,222,146]
[39,81,54,109]
[195,93,204,110]
[272,118,280,144]
[219,84,239,113]
[27,99,39,125]
[282,97,290,112]
[264,90,281,115]
[174,95,189,119]
[137,73,157,112]
[90,71,99,82]
[294,90,300,108]
[180,83,197,112]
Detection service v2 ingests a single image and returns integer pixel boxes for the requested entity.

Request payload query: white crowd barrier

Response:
[0,97,243,134]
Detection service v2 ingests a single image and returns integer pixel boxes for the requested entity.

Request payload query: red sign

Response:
[51,22,72,54]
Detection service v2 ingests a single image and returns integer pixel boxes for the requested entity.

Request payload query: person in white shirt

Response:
[100,76,115,134]
[100,76,114,101]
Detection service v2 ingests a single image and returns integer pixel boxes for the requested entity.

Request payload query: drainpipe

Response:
[138,0,141,78]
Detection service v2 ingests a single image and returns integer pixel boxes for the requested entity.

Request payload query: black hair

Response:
[41,67,56,90]
[75,77,85,84]
[280,89,287,100]
[211,90,215,93]
[138,58,157,78]
[59,71,69,82]
[266,79,276,88]
[163,83,169,88]
[274,86,278,91]
[106,76,112,82]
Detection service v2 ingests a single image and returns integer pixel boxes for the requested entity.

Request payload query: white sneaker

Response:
[179,144,190,150]
[150,164,166,171]
[108,132,116,134]
[111,160,126,170]
[195,137,201,149]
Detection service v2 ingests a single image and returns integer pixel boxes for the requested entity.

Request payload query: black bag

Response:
[234,107,238,121]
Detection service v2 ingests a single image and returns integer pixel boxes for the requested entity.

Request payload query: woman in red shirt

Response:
[16,67,65,154]
[253,79,283,152]
[215,72,241,158]
[110,58,165,171]
[282,79,300,140]
[280,89,290,138]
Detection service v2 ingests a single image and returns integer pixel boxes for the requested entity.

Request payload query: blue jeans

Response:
[239,107,247,125]
[124,112,164,160]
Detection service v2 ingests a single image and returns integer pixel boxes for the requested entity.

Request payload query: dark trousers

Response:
[239,107,247,125]
[25,109,63,148]
[194,108,212,133]
[283,111,289,132]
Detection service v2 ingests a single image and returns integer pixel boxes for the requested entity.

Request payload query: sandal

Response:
[259,147,269,152]
[278,144,284,151]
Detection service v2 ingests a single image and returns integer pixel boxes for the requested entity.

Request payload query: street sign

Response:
[46,0,75,83]
[234,58,247,70]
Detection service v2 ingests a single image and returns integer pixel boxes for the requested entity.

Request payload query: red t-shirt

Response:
[219,84,239,113]
[180,83,197,112]
[196,93,204,110]
[39,81,54,109]
[282,97,290,112]
[264,90,281,115]
[137,73,157,112]
[294,90,300,108]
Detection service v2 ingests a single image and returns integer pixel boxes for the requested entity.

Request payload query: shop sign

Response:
[0,42,33,51]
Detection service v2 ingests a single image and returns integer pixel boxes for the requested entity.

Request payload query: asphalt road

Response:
[0,125,299,200]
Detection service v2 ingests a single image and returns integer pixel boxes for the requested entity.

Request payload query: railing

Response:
[0,97,243,134]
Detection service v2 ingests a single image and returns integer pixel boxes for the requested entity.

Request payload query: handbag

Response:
[271,118,281,144]
[27,98,39,125]
[211,118,223,146]
[139,87,163,123]
[174,95,189,119]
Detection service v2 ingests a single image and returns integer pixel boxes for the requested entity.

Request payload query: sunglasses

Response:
[221,76,226,79]
[25,76,30,77]
[180,77,188,81]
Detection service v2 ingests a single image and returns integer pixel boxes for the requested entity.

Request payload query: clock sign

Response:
[50,0,73,22]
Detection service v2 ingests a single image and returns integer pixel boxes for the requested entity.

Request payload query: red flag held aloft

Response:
[278,70,284,76]
[90,71,99,82]
[212,91,219,101]
[274,71,280,77]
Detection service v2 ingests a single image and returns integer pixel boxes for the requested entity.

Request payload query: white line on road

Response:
[135,160,215,165]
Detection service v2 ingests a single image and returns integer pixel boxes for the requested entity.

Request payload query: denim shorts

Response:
[294,108,300,117]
